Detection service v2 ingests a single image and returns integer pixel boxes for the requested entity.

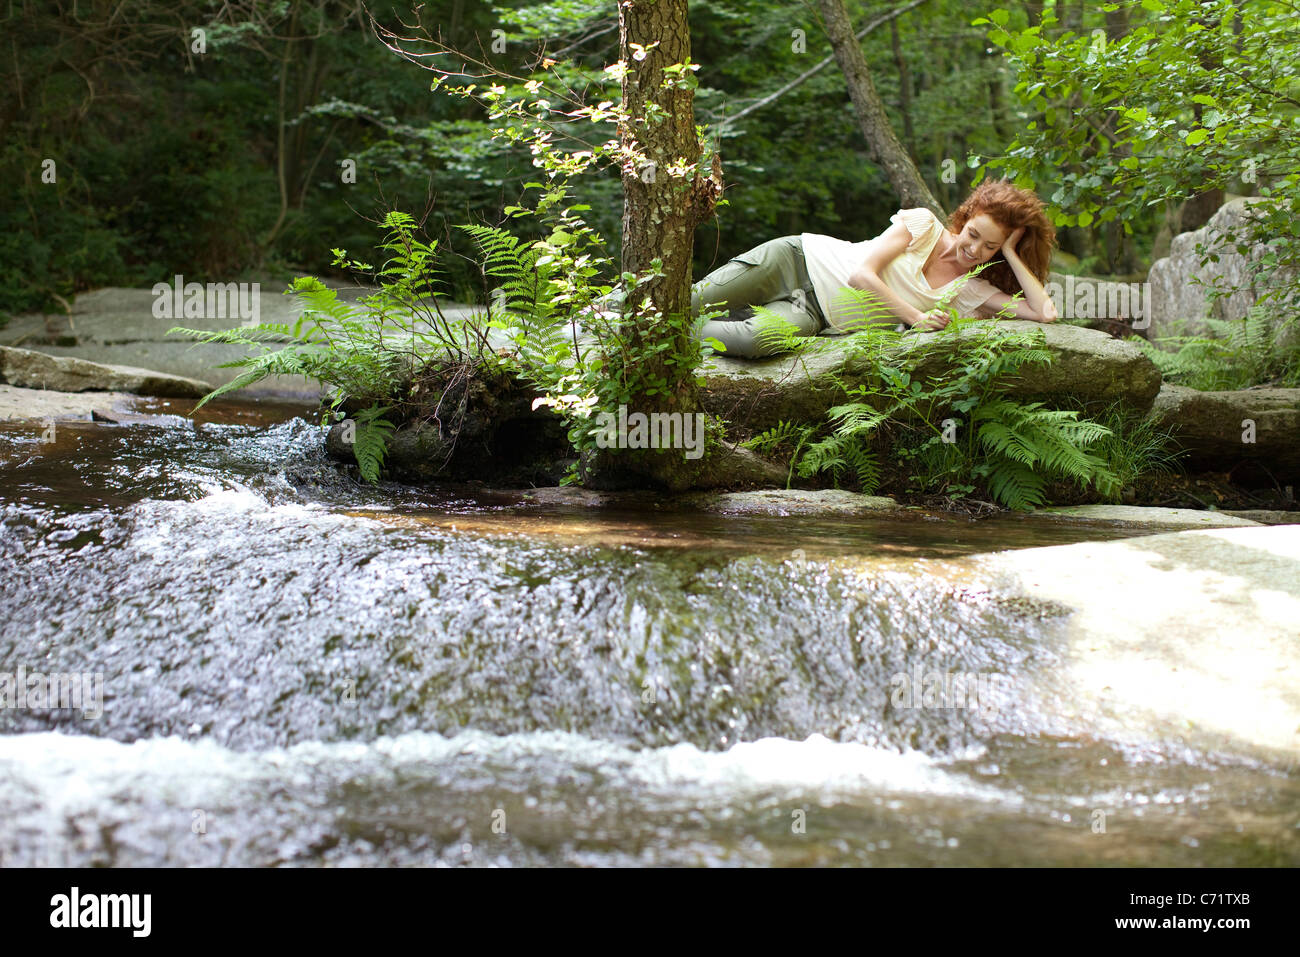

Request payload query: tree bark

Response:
[888,18,917,163]
[585,0,725,491]
[818,0,943,216]
[1180,5,1227,233]
[618,0,700,324]
[987,74,1008,142]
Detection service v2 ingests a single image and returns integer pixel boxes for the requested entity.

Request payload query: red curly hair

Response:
[948,179,1057,296]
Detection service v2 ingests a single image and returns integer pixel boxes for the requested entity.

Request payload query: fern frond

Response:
[743,419,806,455]
[985,460,1047,511]
[167,324,298,345]
[748,306,814,356]
[844,441,882,493]
[350,405,397,484]
[188,348,316,410]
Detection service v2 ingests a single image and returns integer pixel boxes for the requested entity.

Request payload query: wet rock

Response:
[672,488,904,516]
[326,400,572,487]
[1149,384,1300,478]
[577,441,792,492]
[89,408,193,427]
[700,320,1163,434]
[0,383,150,422]
[1,285,382,398]
[0,346,211,398]
[504,486,907,517]
[514,486,666,509]
[1220,509,1299,525]
[1029,504,1260,528]
[326,419,455,483]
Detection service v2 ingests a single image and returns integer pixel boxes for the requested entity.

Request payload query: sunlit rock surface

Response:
[971,525,1300,759]
[0,345,210,397]
[1147,197,1295,338]
[1031,504,1261,528]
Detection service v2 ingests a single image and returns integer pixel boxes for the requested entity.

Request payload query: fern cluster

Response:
[1135,305,1299,390]
[170,211,496,484]
[459,176,729,482]
[970,399,1117,509]
[744,291,1137,511]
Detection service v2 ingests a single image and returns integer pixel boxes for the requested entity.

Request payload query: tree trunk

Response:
[819,0,943,216]
[1061,0,1085,33]
[584,0,730,491]
[987,74,1008,142]
[889,18,917,163]
[1178,189,1225,233]
[618,0,699,326]
[1179,5,1227,233]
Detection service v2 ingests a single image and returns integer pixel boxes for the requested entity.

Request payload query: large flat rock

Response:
[0,383,156,422]
[1,284,463,399]
[1149,383,1300,478]
[1147,197,1295,339]
[700,320,1163,434]
[971,525,1300,758]
[1032,504,1261,528]
[0,346,211,398]
[514,486,906,516]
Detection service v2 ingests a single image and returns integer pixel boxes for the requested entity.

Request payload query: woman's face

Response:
[953,213,1010,268]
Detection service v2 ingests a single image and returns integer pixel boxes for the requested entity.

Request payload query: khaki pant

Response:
[690,235,827,358]
[596,235,828,358]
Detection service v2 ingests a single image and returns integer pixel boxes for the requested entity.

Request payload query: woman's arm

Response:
[976,290,1056,321]
[846,221,949,330]
[983,226,1058,322]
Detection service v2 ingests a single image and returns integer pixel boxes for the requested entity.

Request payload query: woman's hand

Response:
[1001,226,1026,259]
[912,308,950,331]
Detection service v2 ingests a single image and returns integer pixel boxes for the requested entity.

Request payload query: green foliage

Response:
[1134,306,1300,389]
[170,211,495,482]
[350,404,398,484]
[744,419,810,458]
[971,399,1117,510]
[445,64,740,481]
[982,0,1300,308]
[1086,401,1183,490]
[0,0,517,313]
[770,290,1122,510]
[461,205,720,482]
[16,0,1248,323]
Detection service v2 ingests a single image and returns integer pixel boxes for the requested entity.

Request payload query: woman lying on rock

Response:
[666,178,1060,359]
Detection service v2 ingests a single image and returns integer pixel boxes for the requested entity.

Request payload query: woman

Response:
[687,178,1059,358]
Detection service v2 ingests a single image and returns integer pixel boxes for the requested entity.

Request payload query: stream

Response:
[1,400,1295,866]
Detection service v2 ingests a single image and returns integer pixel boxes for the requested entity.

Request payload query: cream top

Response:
[802,207,1000,332]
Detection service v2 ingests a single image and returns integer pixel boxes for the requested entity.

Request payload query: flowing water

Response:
[0,400,1295,866]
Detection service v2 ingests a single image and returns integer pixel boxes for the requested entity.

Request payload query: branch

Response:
[715,0,928,133]
[365,11,619,157]
[1218,61,1300,111]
